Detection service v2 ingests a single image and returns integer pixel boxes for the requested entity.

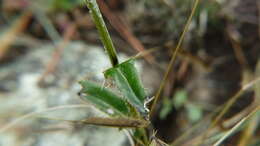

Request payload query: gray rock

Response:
[0,41,129,146]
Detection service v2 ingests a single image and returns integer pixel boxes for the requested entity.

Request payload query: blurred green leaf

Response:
[79,80,130,116]
[250,140,260,146]
[159,98,173,119]
[104,60,146,114]
[186,104,202,123]
[52,0,81,10]
[173,89,188,109]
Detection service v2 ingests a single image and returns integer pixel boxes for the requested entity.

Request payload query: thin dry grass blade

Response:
[213,106,260,146]
[79,117,149,128]
[38,23,76,86]
[196,77,260,146]
[150,0,200,117]
[0,104,90,133]
[0,11,31,59]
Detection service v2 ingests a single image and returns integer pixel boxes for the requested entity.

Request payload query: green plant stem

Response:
[85,0,119,67]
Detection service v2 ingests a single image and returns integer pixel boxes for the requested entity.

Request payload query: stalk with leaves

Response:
[79,0,203,145]
[80,0,152,145]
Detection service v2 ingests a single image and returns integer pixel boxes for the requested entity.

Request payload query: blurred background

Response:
[0,0,259,145]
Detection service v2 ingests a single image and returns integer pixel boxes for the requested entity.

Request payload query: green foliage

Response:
[104,59,147,114]
[116,59,147,103]
[80,58,147,117]
[173,89,188,109]
[186,103,202,123]
[159,89,202,123]
[159,89,188,119]
[52,0,82,10]
[80,1,150,144]
[250,140,260,146]
[79,81,131,116]
[159,98,173,119]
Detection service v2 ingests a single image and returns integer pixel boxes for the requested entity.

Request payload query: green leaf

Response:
[105,66,146,114]
[159,98,173,119]
[79,80,130,116]
[52,0,81,10]
[104,59,147,114]
[173,89,188,109]
[186,104,202,123]
[118,59,146,103]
